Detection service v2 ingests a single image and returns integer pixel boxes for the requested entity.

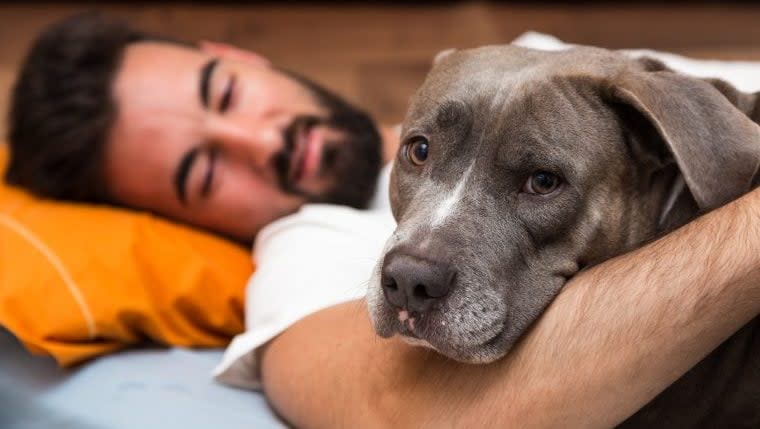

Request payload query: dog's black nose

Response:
[381,250,454,313]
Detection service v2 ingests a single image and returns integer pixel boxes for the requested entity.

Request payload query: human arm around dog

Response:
[259,187,760,428]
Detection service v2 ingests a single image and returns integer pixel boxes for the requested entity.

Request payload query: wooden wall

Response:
[2,2,760,136]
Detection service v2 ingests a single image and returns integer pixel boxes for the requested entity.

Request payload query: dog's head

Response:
[367,45,760,363]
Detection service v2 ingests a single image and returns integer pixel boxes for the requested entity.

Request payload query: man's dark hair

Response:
[5,12,147,202]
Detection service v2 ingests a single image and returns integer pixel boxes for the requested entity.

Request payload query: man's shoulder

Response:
[255,202,394,256]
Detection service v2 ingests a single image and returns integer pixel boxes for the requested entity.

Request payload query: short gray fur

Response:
[366,44,759,427]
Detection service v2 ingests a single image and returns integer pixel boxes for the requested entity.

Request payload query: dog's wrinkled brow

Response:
[435,100,469,128]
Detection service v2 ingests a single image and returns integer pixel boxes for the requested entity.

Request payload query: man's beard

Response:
[271,71,383,209]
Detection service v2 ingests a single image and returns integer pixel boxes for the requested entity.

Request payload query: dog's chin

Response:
[399,332,438,350]
[395,327,513,364]
[370,306,512,364]
[430,324,514,364]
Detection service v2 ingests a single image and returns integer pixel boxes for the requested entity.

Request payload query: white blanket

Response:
[213,32,760,389]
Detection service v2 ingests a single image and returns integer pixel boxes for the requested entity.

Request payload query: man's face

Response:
[105,41,381,241]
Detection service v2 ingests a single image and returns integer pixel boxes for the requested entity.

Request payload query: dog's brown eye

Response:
[406,138,429,166]
[523,171,560,195]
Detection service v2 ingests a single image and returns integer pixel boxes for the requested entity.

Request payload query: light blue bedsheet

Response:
[0,329,284,429]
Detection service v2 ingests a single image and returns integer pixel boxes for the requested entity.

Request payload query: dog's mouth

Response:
[386,307,509,363]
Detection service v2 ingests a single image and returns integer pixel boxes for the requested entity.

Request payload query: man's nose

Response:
[208,119,282,171]
[381,249,455,313]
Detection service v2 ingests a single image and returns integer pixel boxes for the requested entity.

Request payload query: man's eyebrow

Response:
[174,147,201,205]
[199,58,219,109]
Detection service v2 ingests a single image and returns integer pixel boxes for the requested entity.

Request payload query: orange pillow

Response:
[0,145,253,366]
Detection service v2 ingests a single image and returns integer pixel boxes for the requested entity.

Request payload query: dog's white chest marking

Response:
[431,164,474,227]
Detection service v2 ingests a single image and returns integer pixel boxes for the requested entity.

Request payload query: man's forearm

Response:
[261,188,760,428]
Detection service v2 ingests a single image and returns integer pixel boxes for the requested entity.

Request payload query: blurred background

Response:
[1,1,760,136]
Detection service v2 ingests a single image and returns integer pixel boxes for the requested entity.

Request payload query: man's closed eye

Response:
[219,74,237,113]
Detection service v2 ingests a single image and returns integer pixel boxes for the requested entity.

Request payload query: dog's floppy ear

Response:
[608,68,760,210]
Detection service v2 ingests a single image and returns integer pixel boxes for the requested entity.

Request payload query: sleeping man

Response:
[5,13,760,427]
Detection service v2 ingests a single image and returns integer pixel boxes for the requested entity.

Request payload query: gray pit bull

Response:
[366,45,760,427]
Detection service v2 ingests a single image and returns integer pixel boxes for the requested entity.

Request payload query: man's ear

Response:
[199,41,270,66]
[606,66,760,210]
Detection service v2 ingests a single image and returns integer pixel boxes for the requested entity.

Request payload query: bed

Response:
[0,328,284,429]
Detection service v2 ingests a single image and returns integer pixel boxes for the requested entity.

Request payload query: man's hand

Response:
[261,188,760,428]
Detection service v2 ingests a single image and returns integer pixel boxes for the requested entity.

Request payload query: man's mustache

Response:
[272,115,332,197]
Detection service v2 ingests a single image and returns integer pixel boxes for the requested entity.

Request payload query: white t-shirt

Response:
[213,32,760,389]
[213,164,395,389]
